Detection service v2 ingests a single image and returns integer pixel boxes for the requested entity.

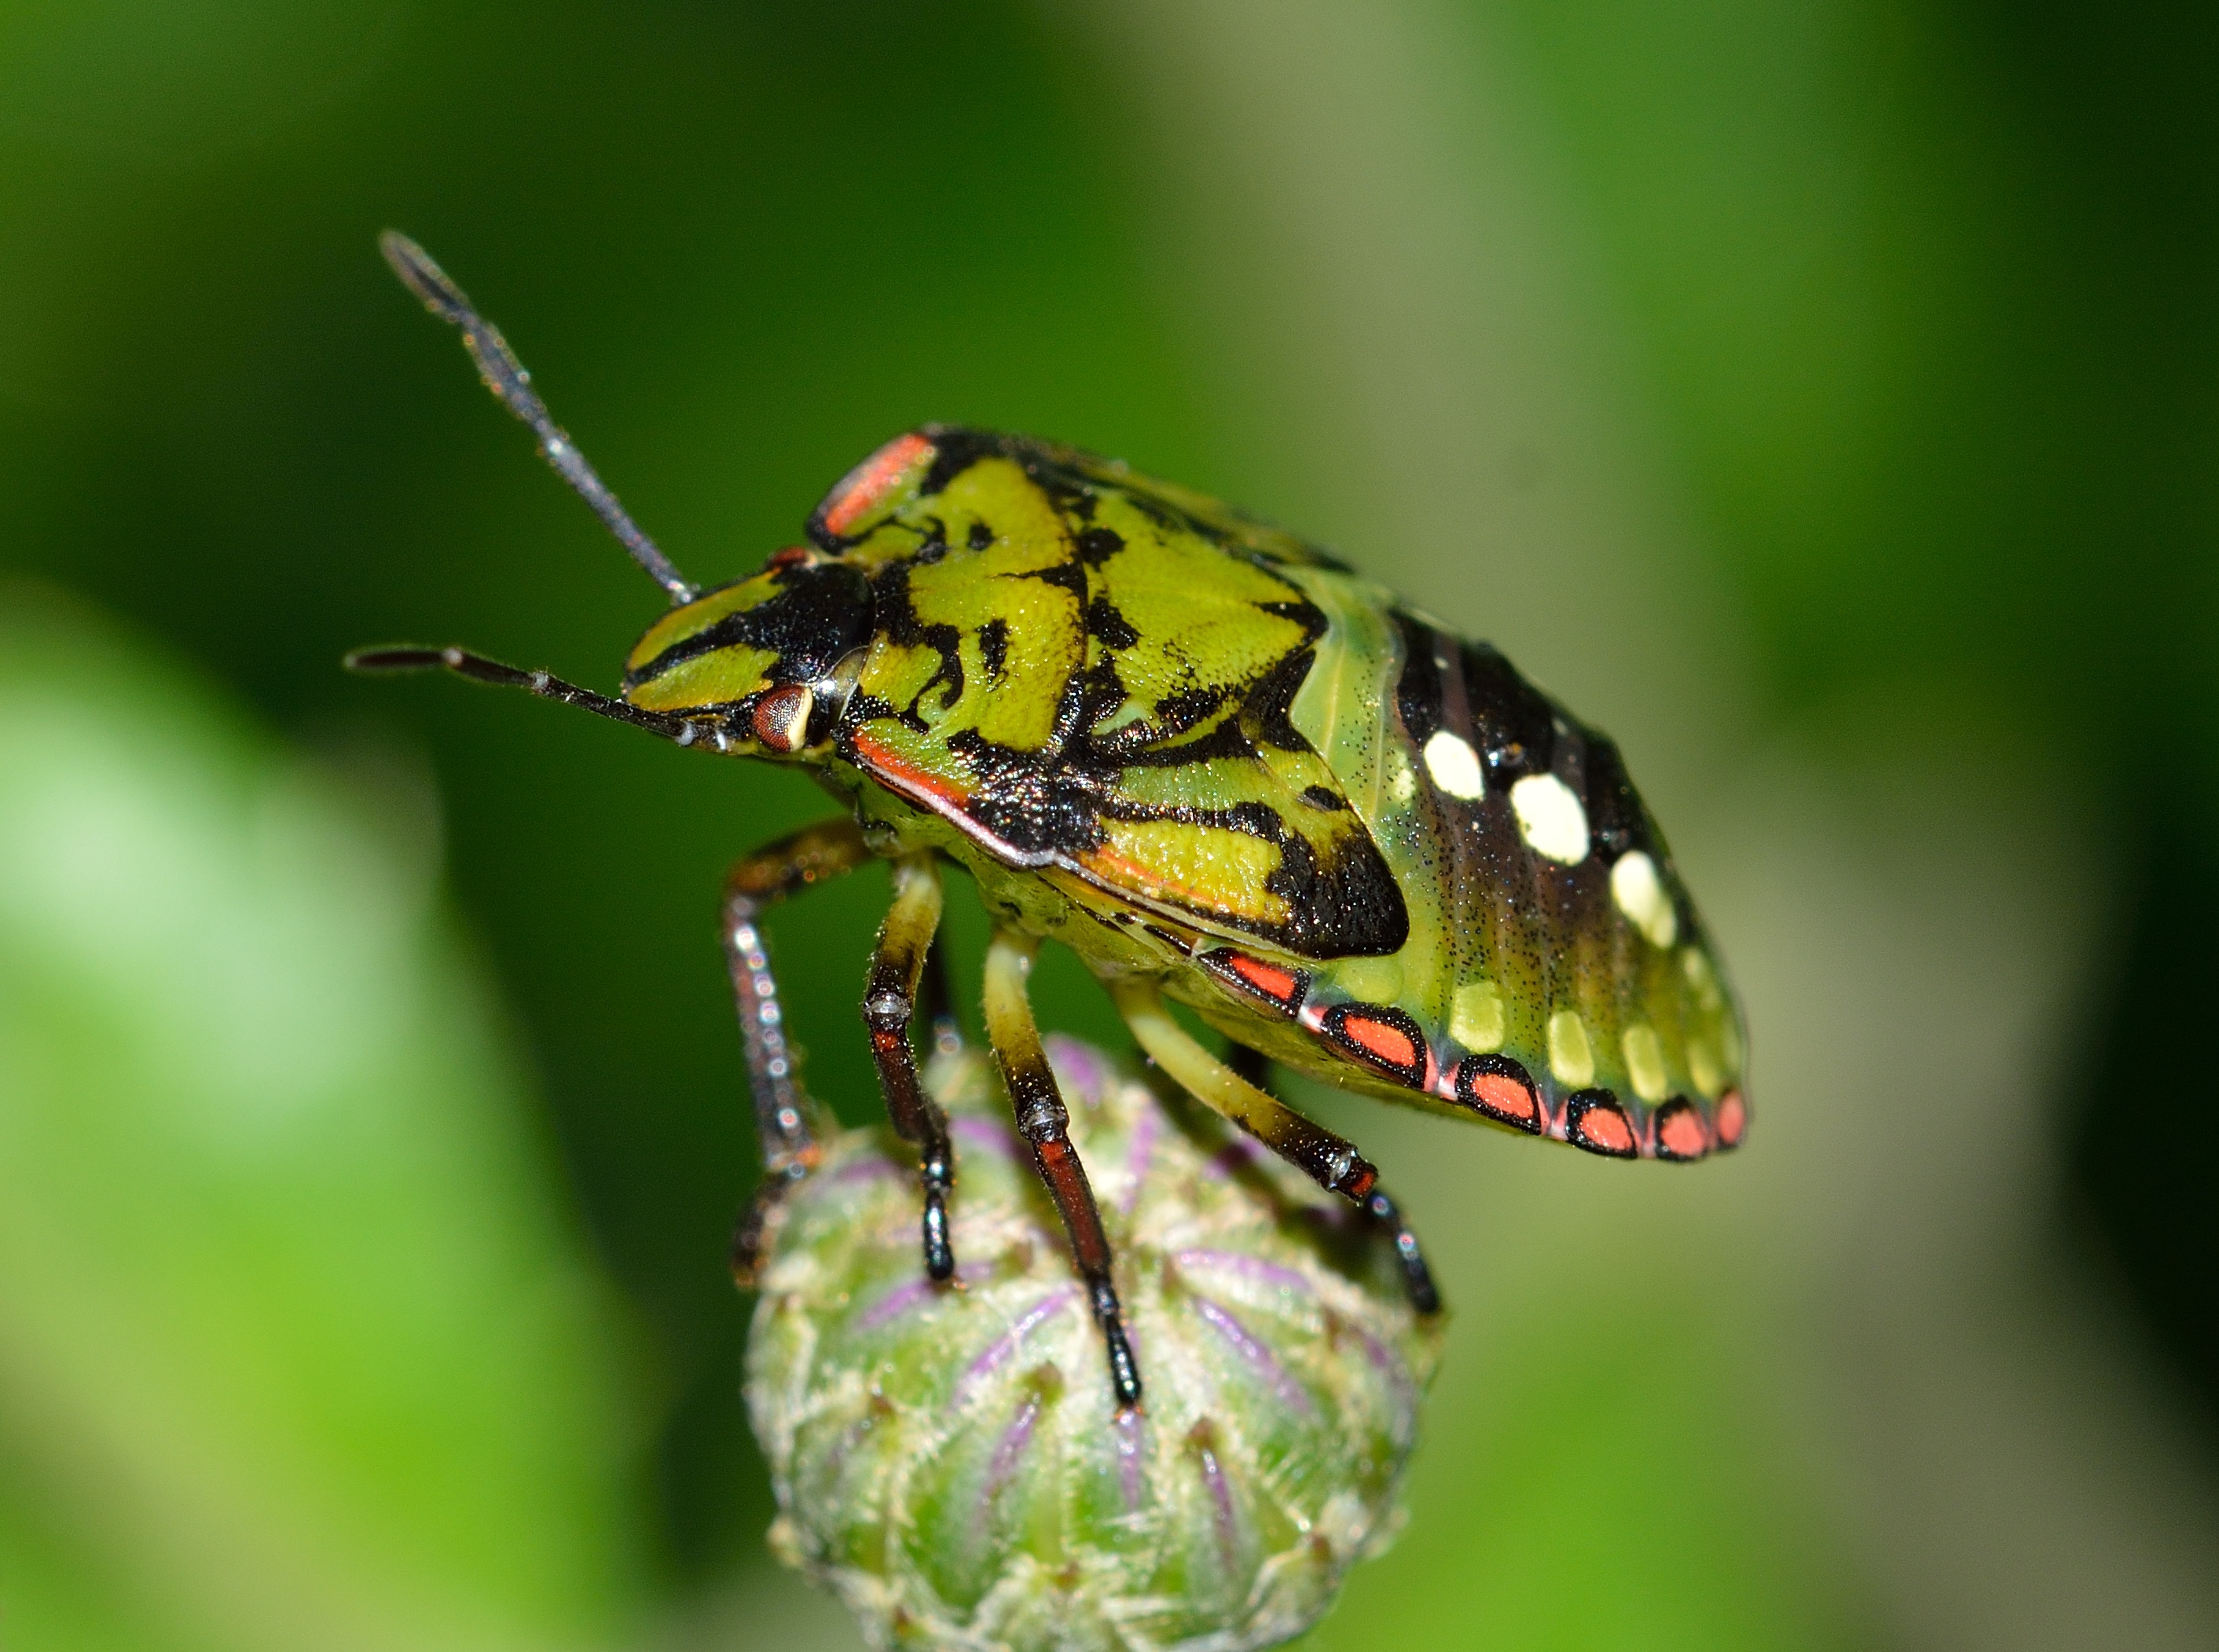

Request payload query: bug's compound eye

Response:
[753,684,815,753]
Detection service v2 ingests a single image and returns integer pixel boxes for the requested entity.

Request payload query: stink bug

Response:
[354,236,1748,1412]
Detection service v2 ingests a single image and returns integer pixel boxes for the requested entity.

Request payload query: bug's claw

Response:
[1363,1187,1442,1314]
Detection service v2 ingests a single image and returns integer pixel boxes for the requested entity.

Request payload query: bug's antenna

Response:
[345,644,728,749]
[380,232,699,605]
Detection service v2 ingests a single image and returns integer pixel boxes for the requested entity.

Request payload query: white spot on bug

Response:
[1510,774,1589,863]
[1387,748,1418,806]
[1609,851,1677,947]
[1449,980,1504,1051]
[1622,1024,1668,1101]
[1421,730,1485,800]
[1547,1009,1594,1087]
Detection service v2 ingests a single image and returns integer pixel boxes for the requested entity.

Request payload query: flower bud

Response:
[746,1035,1443,1652]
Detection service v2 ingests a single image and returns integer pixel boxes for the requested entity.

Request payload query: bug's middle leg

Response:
[863,856,960,1282]
[1112,978,1442,1315]
[983,929,1143,1411]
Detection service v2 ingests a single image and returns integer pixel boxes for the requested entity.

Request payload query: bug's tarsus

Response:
[378,231,699,605]
[343,643,706,745]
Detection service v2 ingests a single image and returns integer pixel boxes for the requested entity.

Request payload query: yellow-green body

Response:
[624,428,1747,1162]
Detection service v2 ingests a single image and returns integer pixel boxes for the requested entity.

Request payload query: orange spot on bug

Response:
[1715,1090,1748,1150]
[1343,1016,1414,1068]
[1201,949,1308,1014]
[822,432,933,537]
[1655,1098,1710,1161]
[1567,1093,1637,1158]
[850,731,972,809]
[1454,1056,1540,1133]
[765,545,814,571]
[1322,1004,1428,1087]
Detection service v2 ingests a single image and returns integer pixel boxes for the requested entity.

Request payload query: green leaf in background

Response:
[0,585,647,1650]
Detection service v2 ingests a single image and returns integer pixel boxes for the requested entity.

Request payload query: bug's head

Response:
[622,549,874,758]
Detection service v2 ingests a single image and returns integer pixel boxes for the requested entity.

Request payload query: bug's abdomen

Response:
[1212,579,1748,1162]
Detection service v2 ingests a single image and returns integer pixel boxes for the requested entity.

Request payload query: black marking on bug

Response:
[623,561,874,690]
[1245,648,1319,753]
[967,519,995,551]
[977,618,1010,683]
[1299,785,1348,811]
[1392,612,1443,745]
[918,427,998,497]
[868,560,966,715]
[1073,525,1124,566]
[1462,640,1561,784]
[1085,596,1140,650]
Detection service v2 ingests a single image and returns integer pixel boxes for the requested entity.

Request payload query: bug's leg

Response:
[864,857,961,1282]
[919,923,965,1057]
[724,818,875,1287]
[1112,980,1442,1315]
[983,930,1143,1411]
[1226,1042,1271,1092]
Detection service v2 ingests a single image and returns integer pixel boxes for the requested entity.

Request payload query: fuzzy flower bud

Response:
[746,1035,1443,1652]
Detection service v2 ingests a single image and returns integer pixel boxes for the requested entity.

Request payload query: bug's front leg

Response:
[1113,979,1442,1315]
[724,819,874,1286]
[863,857,960,1282]
[983,929,1143,1411]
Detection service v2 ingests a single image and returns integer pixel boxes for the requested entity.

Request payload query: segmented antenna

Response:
[380,232,698,604]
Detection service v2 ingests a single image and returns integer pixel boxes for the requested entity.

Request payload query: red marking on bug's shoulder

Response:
[822,432,934,537]
[1321,1004,1429,1088]
[765,545,814,571]
[1454,1054,1541,1134]
[1715,1090,1748,1150]
[850,730,971,808]
[1201,949,1308,1016]
[1566,1092,1637,1158]
[1654,1097,1710,1161]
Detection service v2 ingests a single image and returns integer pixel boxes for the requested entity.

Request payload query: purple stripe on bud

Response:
[951,1115,1021,1161]
[1117,1103,1160,1215]
[854,1262,991,1332]
[1173,1249,1316,1298]
[1044,1033,1110,1102]
[1190,1295,1315,1417]
[955,1287,1078,1404]
[980,1388,1045,1512]
[825,1156,905,1188]
[1191,1424,1241,1577]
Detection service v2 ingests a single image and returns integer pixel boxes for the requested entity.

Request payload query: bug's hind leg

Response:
[723,819,874,1286]
[864,857,960,1282]
[1113,980,1441,1316]
[984,930,1143,1411]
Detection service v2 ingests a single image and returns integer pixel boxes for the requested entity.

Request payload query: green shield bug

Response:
[353,235,1748,1412]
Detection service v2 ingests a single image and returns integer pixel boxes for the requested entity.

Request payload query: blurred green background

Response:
[3,2,2216,1647]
